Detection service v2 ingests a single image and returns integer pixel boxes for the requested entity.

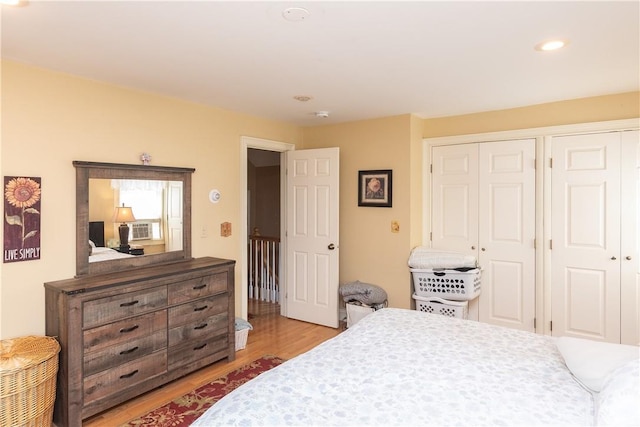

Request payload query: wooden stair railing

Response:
[248,230,280,303]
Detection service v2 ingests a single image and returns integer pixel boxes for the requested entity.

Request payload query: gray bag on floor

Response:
[339,281,388,305]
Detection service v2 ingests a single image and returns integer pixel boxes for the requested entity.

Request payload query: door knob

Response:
[471,246,476,250]
[328,244,336,250]
[481,248,486,251]
[626,256,632,260]
[611,256,617,260]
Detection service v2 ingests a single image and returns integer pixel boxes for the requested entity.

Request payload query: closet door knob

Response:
[471,246,476,250]
[481,248,486,251]
[626,256,632,260]
[611,256,617,260]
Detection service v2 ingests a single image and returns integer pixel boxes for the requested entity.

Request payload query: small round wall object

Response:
[209,189,221,203]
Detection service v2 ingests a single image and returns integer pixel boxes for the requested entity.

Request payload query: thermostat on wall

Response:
[209,189,221,203]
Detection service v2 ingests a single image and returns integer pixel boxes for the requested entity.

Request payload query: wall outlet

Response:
[200,225,208,238]
[391,220,400,233]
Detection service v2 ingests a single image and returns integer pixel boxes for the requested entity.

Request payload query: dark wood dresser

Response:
[44,257,235,427]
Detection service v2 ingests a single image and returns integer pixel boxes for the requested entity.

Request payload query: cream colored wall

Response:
[302,115,419,309]
[0,60,302,339]
[89,179,117,243]
[2,60,637,340]
[423,91,639,137]
[301,93,639,313]
[409,114,423,251]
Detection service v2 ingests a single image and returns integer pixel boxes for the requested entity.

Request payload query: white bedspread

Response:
[193,308,594,426]
[88,246,134,262]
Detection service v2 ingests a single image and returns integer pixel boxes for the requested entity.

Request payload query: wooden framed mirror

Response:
[74,161,195,276]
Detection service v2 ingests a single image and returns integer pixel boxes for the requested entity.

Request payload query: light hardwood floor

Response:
[84,300,342,426]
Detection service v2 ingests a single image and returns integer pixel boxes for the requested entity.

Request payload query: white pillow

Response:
[596,358,640,426]
[89,240,96,248]
[555,336,639,392]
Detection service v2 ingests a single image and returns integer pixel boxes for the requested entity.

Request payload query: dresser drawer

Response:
[168,294,227,328]
[83,287,167,328]
[84,310,167,353]
[168,312,228,347]
[84,350,167,405]
[168,272,228,305]
[168,334,228,371]
[84,330,167,377]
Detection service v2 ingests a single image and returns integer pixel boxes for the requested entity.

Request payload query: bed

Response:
[88,245,135,262]
[193,308,640,426]
[88,220,135,262]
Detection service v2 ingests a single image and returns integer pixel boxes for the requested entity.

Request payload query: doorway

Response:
[240,138,341,328]
[240,137,294,321]
[247,148,281,318]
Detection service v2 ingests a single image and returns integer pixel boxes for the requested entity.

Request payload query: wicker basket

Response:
[0,336,60,427]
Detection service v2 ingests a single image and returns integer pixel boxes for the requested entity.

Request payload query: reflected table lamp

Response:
[113,204,136,252]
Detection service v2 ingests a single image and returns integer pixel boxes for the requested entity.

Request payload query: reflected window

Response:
[117,185,164,241]
[89,178,183,250]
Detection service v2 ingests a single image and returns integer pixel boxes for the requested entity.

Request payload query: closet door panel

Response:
[478,139,536,331]
[485,260,525,322]
[551,133,621,342]
[431,144,479,255]
[621,130,640,345]
[564,267,609,337]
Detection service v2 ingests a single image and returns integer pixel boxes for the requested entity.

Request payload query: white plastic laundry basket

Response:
[412,294,468,319]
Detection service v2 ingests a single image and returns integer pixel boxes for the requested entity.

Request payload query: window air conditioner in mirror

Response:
[131,222,153,240]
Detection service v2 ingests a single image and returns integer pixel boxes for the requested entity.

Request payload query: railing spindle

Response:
[248,233,280,303]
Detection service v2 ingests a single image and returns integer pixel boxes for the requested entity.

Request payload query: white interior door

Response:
[621,130,640,345]
[166,181,183,251]
[431,144,479,255]
[551,132,621,342]
[432,141,535,326]
[285,147,340,328]
[478,139,536,331]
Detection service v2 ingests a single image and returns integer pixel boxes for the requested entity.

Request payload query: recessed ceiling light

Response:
[315,111,329,118]
[535,39,569,52]
[293,95,313,102]
[0,0,26,6]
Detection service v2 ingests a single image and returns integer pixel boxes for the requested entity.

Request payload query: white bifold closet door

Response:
[431,139,536,331]
[551,130,640,344]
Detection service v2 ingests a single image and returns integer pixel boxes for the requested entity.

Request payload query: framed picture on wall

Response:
[4,176,42,263]
[358,169,392,207]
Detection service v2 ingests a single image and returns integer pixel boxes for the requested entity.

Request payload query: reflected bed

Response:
[88,246,134,263]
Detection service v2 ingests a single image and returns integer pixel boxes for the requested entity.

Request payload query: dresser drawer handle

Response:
[193,343,207,351]
[194,323,208,330]
[119,369,139,379]
[193,284,207,290]
[194,305,208,312]
[119,346,139,355]
[119,325,139,333]
[120,300,139,307]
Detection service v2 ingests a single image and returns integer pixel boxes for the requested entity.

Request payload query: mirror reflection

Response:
[75,160,194,276]
[88,178,183,263]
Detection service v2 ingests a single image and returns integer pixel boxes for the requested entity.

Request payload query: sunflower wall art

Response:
[358,170,392,207]
[4,176,41,263]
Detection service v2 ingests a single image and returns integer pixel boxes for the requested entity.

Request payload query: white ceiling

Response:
[2,1,639,126]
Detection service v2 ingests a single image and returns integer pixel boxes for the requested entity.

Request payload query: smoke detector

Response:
[315,111,330,118]
[282,7,310,22]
